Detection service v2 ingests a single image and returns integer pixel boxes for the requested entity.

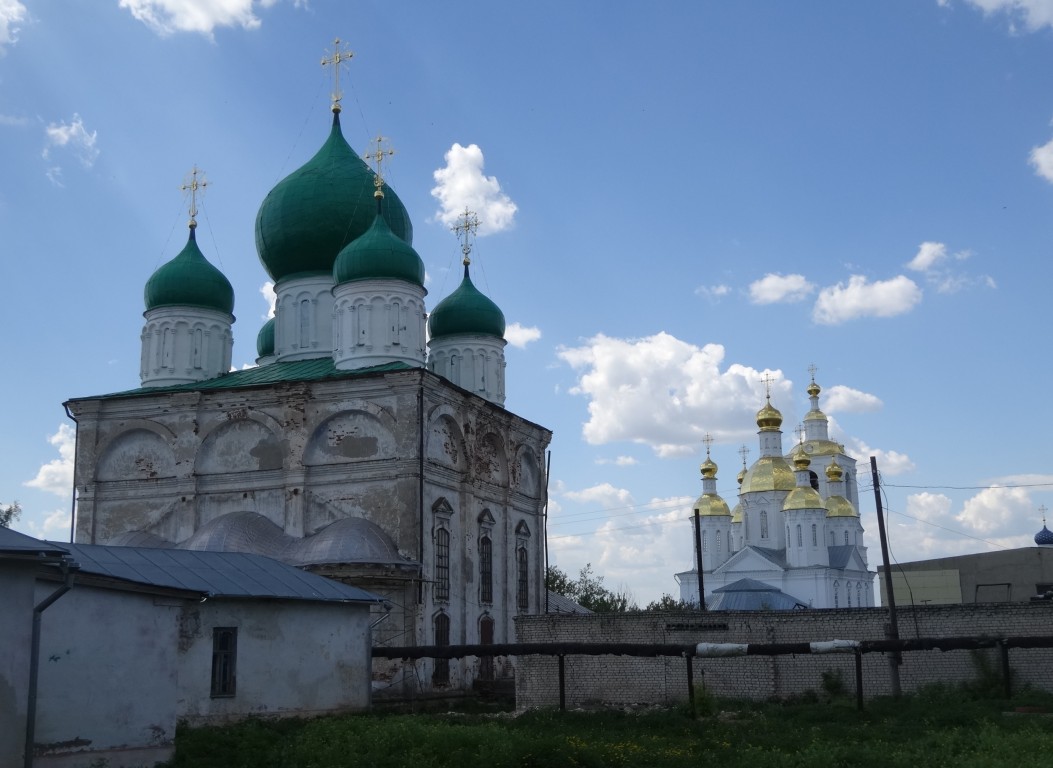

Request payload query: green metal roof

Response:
[428,264,505,339]
[79,358,414,400]
[143,228,234,314]
[333,211,425,286]
[254,112,412,282]
[256,317,275,357]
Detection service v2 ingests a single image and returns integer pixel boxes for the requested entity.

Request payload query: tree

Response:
[1,501,21,528]
[546,563,637,612]
[644,594,695,611]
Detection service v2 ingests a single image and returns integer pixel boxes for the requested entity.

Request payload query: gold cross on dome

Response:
[738,444,750,468]
[363,136,394,196]
[703,433,714,457]
[794,423,806,444]
[808,363,818,382]
[321,38,354,112]
[762,372,775,400]
[180,166,208,228]
[452,208,479,265]
[1041,505,1049,525]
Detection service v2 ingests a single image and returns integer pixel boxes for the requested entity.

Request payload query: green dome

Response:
[255,113,413,282]
[428,264,505,339]
[333,212,425,286]
[256,317,275,357]
[144,228,234,314]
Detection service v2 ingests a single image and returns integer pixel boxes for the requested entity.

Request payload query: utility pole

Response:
[693,509,706,610]
[870,456,901,697]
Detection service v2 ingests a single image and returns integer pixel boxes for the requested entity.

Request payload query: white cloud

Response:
[695,284,730,300]
[0,0,26,54]
[906,241,947,272]
[748,273,815,305]
[24,424,75,498]
[812,275,922,325]
[119,0,279,37]
[956,484,1033,534]
[959,0,1053,32]
[42,114,99,184]
[596,456,639,467]
[847,438,915,476]
[557,331,791,454]
[1030,136,1053,183]
[562,482,634,509]
[505,322,540,348]
[431,143,517,236]
[260,281,276,319]
[823,385,883,414]
[24,508,71,540]
[0,113,29,126]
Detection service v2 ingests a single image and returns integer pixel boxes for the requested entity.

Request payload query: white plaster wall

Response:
[332,279,427,370]
[141,306,233,387]
[427,335,507,407]
[0,563,35,768]
[274,275,336,362]
[176,599,373,723]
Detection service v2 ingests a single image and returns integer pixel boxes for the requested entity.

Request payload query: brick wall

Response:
[515,603,1053,709]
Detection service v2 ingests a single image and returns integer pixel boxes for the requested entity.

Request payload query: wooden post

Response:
[558,654,566,711]
[855,649,864,711]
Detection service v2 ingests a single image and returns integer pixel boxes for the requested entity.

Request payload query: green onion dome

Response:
[144,227,234,314]
[256,317,275,358]
[254,112,412,282]
[333,212,425,286]
[428,264,506,339]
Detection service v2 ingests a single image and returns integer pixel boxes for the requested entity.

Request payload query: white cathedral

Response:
[64,55,551,697]
[676,376,875,609]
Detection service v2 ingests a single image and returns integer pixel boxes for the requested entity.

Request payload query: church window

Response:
[728,531,733,552]
[716,530,722,553]
[830,531,835,546]
[479,616,495,681]
[796,524,802,547]
[702,530,708,552]
[161,328,173,368]
[833,582,840,608]
[516,546,529,612]
[210,627,237,697]
[857,583,862,607]
[299,299,311,348]
[847,582,853,607]
[760,511,769,539]
[844,530,850,545]
[432,612,450,685]
[435,528,450,601]
[811,524,817,547]
[479,535,493,604]
[391,301,401,345]
[192,328,203,368]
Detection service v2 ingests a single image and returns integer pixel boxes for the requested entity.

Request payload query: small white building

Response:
[1,527,380,768]
[676,374,875,609]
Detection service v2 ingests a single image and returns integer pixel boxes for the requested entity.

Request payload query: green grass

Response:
[166,688,1053,768]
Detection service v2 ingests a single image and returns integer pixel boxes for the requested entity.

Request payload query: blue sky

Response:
[3,1,1053,604]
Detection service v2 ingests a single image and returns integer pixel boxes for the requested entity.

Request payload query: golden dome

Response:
[790,443,810,470]
[737,466,747,485]
[803,407,827,422]
[799,439,843,457]
[807,381,821,397]
[700,456,718,480]
[825,495,858,518]
[756,399,783,431]
[730,503,743,523]
[741,456,796,492]
[783,486,826,512]
[694,493,731,517]
[825,460,844,482]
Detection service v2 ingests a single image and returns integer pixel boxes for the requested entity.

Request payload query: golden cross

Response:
[321,38,354,112]
[794,423,806,444]
[702,433,714,457]
[1041,505,1049,525]
[363,136,394,197]
[180,166,208,228]
[808,363,818,383]
[452,208,479,266]
[762,372,775,400]
[738,444,750,468]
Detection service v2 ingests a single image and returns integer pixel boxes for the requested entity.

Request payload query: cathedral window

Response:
[857,583,862,607]
[716,530,722,553]
[299,299,311,348]
[809,470,819,491]
[796,524,802,547]
[210,627,237,698]
[847,582,853,607]
[833,582,840,608]
[432,612,450,686]
[812,524,817,547]
[760,511,769,539]
[435,527,450,601]
[161,327,173,368]
[844,530,850,545]
[391,301,401,345]
[192,328,203,369]
[479,535,493,604]
[479,616,495,681]
[728,531,733,552]
[702,530,708,552]
[516,546,529,612]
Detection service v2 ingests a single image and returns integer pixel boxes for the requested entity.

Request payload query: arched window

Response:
[808,470,819,491]
[760,511,769,539]
[702,530,708,552]
[716,530,722,553]
[516,546,529,612]
[796,524,802,547]
[833,581,840,608]
[847,582,853,607]
[811,524,817,547]
[299,299,311,348]
[479,616,495,681]
[857,582,863,607]
[844,530,850,545]
[432,612,450,685]
[435,528,450,601]
[479,535,493,604]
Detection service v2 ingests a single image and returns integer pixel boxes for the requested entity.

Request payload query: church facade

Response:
[65,75,551,697]
[676,376,875,609]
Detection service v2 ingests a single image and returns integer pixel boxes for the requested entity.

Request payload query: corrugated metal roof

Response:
[828,544,855,569]
[708,578,808,611]
[546,590,593,614]
[60,543,382,604]
[76,359,414,401]
[0,527,71,558]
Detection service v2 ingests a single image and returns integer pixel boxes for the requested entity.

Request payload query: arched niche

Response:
[303,409,396,466]
[426,412,467,471]
[96,428,177,481]
[196,419,284,475]
[474,431,507,484]
[512,445,542,496]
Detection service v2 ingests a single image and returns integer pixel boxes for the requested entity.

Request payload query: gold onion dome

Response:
[737,466,747,485]
[730,504,743,524]
[756,398,783,431]
[701,456,718,479]
[741,456,796,492]
[807,380,821,397]
[790,444,811,470]
[694,492,731,517]
[826,460,844,482]
[825,495,858,518]
[784,485,826,511]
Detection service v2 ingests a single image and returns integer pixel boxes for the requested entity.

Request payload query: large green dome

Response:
[428,264,505,339]
[256,317,275,358]
[255,112,413,282]
[333,212,425,286]
[144,228,234,315]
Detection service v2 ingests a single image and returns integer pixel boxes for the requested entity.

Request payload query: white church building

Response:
[63,53,551,699]
[676,375,874,609]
